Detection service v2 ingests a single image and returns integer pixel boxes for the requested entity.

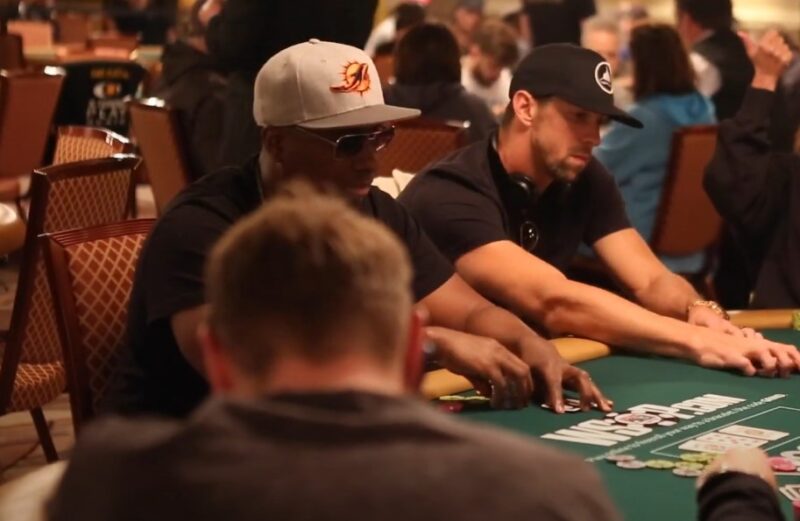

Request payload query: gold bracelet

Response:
[687,300,730,321]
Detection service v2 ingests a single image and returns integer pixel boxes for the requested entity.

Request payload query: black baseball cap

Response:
[509,44,643,128]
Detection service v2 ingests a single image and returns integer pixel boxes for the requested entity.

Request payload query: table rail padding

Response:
[729,309,796,329]
[421,337,611,398]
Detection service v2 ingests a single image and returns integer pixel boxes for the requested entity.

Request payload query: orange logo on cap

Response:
[330,61,371,95]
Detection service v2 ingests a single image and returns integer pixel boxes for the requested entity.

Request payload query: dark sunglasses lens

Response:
[336,135,368,157]
[520,222,539,251]
[335,128,395,157]
[374,127,395,151]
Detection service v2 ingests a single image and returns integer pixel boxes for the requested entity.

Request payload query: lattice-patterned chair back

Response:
[43,219,153,430]
[0,155,138,419]
[53,126,132,165]
[376,118,468,179]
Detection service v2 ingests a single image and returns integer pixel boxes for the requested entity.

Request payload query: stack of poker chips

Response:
[606,452,716,478]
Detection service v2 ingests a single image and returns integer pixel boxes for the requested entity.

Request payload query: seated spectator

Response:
[384,23,497,143]
[581,15,632,108]
[594,23,715,274]
[105,0,176,45]
[154,0,226,181]
[371,2,426,58]
[461,19,519,116]
[365,0,427,58]
[501,9,531,63]
[704,31,800,308]
[449,0,483,54]
[14,0,52,20]
[522,0,596,47]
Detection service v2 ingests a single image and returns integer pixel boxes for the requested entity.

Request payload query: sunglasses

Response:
[519,221,540,252]
[296,125,395,159]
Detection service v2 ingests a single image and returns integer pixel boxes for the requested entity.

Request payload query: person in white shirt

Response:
[461,19,519,116]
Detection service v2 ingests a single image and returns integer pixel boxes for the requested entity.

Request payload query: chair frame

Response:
[0,32,25,70]
[650,124,721,294]
[0,155,139,458]
[0,68,66,214]
[127,98,192,212]
[651,125,722,252]
[43,218,154,431]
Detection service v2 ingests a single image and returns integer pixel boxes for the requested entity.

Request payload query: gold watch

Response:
[687,300,730,321]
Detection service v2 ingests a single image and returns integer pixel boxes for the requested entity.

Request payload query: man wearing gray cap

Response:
[399,44,800,376]
[106,40,609,420]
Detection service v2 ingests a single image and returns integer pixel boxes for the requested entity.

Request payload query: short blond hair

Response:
[205,184,413,376]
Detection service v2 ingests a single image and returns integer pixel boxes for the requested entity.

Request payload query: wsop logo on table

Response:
[542,393,745,447]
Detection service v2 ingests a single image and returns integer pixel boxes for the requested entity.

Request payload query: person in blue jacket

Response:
[594,23,715,274]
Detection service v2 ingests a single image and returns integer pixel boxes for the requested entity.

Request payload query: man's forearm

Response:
[524,280,700,359]
[633,271,701,320]
[459,303,548,359]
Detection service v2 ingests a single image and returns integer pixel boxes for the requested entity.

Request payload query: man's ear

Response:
[198,323,236,394]
[511,90,538,127]
[262,127,283,162]
[403,307,427,393]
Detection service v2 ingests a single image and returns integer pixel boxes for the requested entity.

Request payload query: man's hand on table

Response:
[427,327,533,409]
[697,448,777,491]
[688,327,800,378]
[518,338,613,414]
[426,327,613,413]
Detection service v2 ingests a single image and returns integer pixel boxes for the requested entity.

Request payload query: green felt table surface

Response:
[460,329,800,521]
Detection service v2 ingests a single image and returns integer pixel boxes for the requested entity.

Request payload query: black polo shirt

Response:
[103,158,454,418]
[398,138,630,272]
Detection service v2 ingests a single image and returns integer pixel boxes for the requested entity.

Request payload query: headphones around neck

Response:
[507,173,541,252]
[507,173,539,217]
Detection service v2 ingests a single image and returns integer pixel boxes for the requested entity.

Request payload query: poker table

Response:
[421,309,800,521]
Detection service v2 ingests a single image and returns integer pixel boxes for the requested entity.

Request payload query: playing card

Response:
[717,425,789,441]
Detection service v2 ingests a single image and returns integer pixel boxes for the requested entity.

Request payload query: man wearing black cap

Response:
[399,44,800,376]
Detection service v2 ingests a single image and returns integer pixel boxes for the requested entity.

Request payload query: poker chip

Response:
[605,412,619,418]
[658,421,677,427]
[606,454,636,463]
[673,467,702,478]
[613,413,662,426]
[780,451,800,464]
[644,459,676,470]
[680,453,709,463]
[438,402,463,413]
[769,457,797,473]
[695,453,718,464]
[617,460,647,470]
[675,461,704,471]
[462,396,491,403]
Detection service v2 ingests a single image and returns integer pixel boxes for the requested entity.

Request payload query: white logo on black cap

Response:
[594,62,614,95]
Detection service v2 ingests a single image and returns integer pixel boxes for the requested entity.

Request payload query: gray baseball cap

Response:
[254,39,420,129]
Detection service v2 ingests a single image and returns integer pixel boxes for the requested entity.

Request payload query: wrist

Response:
[751,73,780,92]
[697,466,767,491]
[687,300,730,321]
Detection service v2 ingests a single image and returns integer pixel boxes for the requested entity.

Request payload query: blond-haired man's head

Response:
[200,185,420,397]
